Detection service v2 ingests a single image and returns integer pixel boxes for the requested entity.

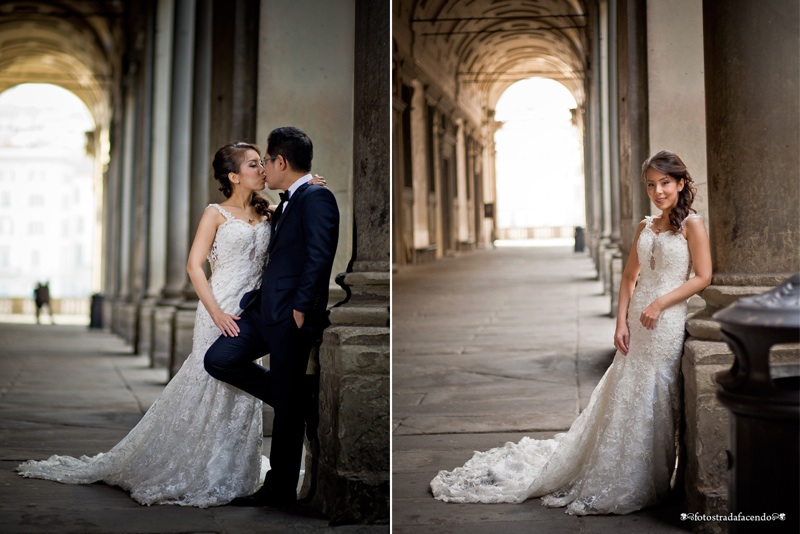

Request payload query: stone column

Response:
[126,5,157,351]
[455,118,469,247]
[586,0,604,268]
[431,106,446,257]
[470,142,483,248]
[607,0,621,244]
[683,0,799,528]
[101,108,123,330]
[606,0,624,316]
[598,0,621,309]
[209,0,258,152]
[313,0,389,523]
[171,0,214,378]
[112,90,136,339]
[139,0,174,362]
[480,117,498,248]
[615,0,649,260]
[599,0,612,241]
[152,0,195,370]
[410,79,431,250]
[391,89,407,266]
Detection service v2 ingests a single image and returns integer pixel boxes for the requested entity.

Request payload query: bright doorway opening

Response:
[0,83,97,322]
[494,78,585,246]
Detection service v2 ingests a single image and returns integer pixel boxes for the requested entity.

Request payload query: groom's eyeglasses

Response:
[261,156,278,166]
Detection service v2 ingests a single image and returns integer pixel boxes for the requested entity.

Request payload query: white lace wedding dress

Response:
[431,214,701,515]
[17,204,270,507]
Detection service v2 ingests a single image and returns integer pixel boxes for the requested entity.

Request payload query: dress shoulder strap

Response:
[643,215,655,229]
[680,213,703,229]
[207,203,234,220]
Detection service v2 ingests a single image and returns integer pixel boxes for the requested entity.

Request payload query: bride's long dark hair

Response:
[212,142,270,219]
[641,150,696,233]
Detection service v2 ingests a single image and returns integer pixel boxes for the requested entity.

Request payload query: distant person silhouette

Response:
[33,282,55,325]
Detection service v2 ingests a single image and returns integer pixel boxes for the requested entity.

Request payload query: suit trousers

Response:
[204,305,314,495]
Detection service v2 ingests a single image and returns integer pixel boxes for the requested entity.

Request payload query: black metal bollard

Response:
[574,226,585,253]
[89,293,104,329]
[714,274,800,533]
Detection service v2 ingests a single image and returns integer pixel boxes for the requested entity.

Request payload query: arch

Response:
[407,0,588,111]
[0,0,119,130]
[0,2,119,295]
[493,77,585,234]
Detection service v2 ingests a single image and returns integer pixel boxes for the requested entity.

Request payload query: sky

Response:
[0,83,94,150]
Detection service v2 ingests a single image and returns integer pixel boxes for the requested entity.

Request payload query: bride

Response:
[430,150,712,515]
[17,142,325,507]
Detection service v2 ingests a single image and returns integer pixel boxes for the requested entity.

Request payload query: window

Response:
[30,194,44,207]
[29,221,44,235]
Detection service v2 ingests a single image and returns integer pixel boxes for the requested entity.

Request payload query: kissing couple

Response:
[18,126,341,511]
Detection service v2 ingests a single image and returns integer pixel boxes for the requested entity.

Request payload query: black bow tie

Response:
[279,192,290,203]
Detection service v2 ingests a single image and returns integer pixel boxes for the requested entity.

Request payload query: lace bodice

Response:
[430,214,703,515]
[636,215,696,291]
[194,204,270,350]
[18,203,272,507]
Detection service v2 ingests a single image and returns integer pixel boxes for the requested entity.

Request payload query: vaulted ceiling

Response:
[397,0,588,112]
[0,0,124,127]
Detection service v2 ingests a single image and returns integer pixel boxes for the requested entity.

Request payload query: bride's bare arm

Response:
[186,208,241,337]
[615,220,646,355]
[639,216,712,329]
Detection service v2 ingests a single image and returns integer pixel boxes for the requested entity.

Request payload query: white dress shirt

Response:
[279,173,312,216]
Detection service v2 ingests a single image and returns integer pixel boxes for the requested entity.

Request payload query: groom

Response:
[205,126,339,506]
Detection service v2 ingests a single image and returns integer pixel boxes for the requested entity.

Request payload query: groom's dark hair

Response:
[267,127,313,172]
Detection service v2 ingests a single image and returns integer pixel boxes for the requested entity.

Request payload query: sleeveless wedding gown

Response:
[430,214,701,515]
[17,204,270,507]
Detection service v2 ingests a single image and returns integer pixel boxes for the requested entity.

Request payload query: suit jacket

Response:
[240,183,339,333]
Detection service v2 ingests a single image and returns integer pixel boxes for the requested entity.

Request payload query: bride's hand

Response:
[308,174,327,187]
[640,299,664,330]
[211,310,241,337]
[614,322,630,355]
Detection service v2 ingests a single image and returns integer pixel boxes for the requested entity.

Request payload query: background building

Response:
[0,86,95,299]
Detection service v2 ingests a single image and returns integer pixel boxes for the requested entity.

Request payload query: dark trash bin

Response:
[89,293,104,329]
[574,226,585,253]
[714,274,800,533]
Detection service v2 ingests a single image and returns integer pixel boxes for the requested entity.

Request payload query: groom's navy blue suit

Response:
[205,182,339,497]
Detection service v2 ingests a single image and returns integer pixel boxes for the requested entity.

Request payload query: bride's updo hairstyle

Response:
[641,150,696,233]
[212,142,270,218]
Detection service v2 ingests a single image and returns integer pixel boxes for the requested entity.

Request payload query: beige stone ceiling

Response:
[402,0,588,109]
[0,0,122,128]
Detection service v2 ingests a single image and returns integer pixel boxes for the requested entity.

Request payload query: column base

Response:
[152,305,177,369]
[682,337,733,526]
[313,324,389,524]
[137,298,159,357]
[170,305,197,379]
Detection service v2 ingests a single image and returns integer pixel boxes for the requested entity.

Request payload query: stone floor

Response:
[0,322,386,533]
[392,244,694,533]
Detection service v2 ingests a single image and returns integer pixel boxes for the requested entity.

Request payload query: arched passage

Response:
[0,84,97,308]
[494,77,584,242]
[393,0,589,264]
[0,1,118,318]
